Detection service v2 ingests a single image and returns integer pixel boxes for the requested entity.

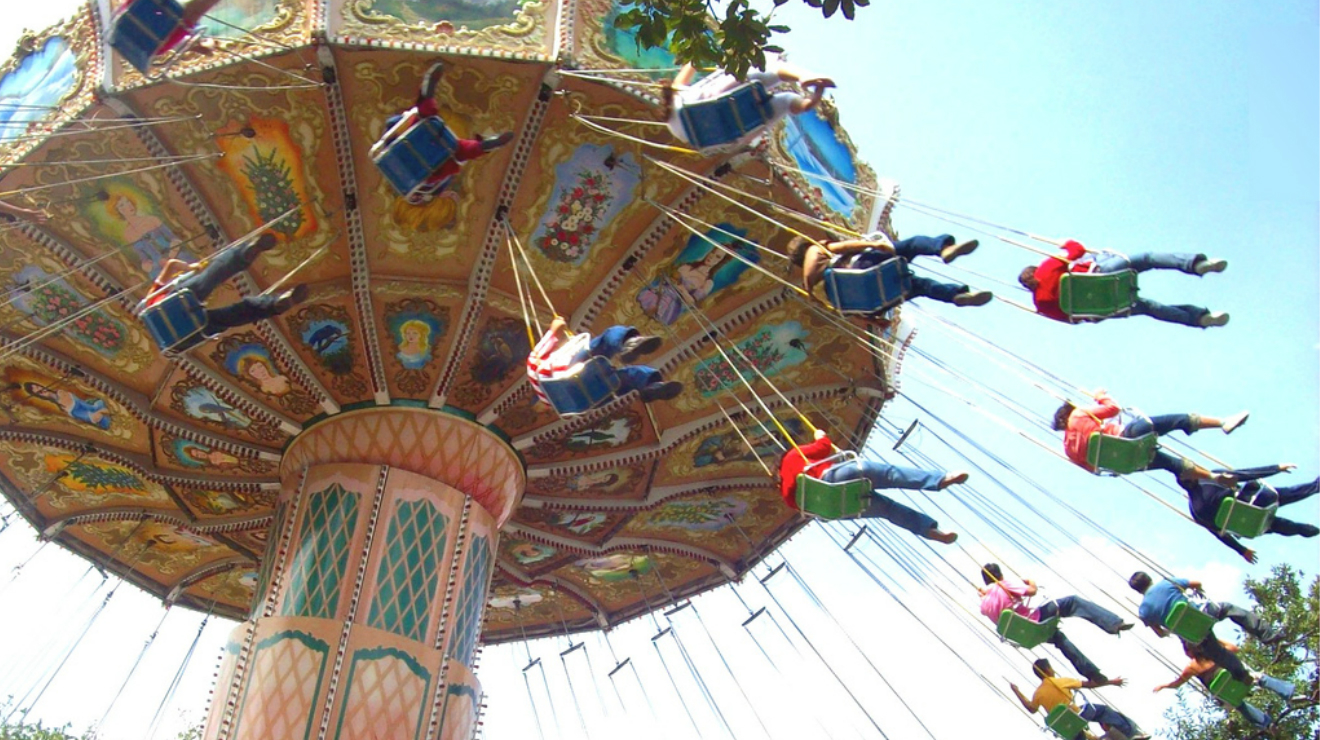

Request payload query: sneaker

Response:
[251,232,279,253]
[419,60,445,101]
[1199,311,1230,328]
[274,284,309,313]
[1113,622,1135,634]
[619,334,663,363]
[1222,410,1249,434]
[925,529,958,544]
[637,380,683,403]
[1194,257,1228,275]
[952,290,993,307]
[941,239,979,264]
[1259,626,1287,645]
[938,470,969,489]
[479,131,515,152]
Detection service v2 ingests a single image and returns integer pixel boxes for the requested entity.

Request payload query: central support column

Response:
[204,408,524,740]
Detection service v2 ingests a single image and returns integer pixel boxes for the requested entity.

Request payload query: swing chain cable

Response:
[511,600,549,740]
[3,153,218,169]
[0,153,222,201]
[646,155,845,248]
[0,115,205,147]
[819,521,1041,717]
[666,274,818,448]
[714,401,775,479]
[548,589,595,739]
[631,572,705,737]
[92,603,173,735]
[567,98,702,155]
[17,537,157,722]
[502,216,560,328]
[686,600,775,740]
[145,604,214,740]
[505,227,539,348]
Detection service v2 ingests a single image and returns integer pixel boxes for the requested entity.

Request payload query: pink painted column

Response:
[203,408,524,740]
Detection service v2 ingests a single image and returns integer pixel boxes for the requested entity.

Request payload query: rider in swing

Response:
[377,61,515,204]
[779,427,966,544]
[136,232,308,349]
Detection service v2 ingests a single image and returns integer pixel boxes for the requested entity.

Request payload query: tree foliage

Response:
[1163,565,1319,740]
[613,0,866,79]
[0,700,202,740]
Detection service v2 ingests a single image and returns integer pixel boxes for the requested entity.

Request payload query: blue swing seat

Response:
[1045,704,1088,739]
[540,356,622,416]
[1164,600,1216,644]
[823,258,911,315]
[1058,270,1138,321]
[370,113,461,200]
[677,82,776,151]
[141,289,208,354]
[1214,485,1278,538]
[109,0,192,75]
[996,609,1060,649]
[1085,432,1157,475]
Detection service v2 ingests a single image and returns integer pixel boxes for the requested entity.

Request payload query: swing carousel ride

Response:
[0,2,903,736]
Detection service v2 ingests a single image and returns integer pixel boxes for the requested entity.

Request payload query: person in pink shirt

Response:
[1018,238,1229,327]
[1052,389,1247,483]
[979,563,1131,683]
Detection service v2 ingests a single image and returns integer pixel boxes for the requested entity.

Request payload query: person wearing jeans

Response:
[1156,639,1294,729]
[979,563,1132,683]
[1178,463,1319,561]
[779,429,968,544]
[789,234,993,311]
[1054,390,1247,484]
[1012,659,1148,740]
[137,233,308,348]
[1019,238,1230,327]
[526,318,682,407]
[1130,572,1285,683]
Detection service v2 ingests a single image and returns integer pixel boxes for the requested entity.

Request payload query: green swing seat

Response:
[1085,432,1157,475]
[996,609,1060,649]
[1207,668,1250,707]
[794,451,869,519]
[1164,600,1216,643]
[1214,486,1278,538]
[1058,270,1139,321]
[1045,704,1088,739]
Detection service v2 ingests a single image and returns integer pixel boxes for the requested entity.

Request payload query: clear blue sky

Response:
[1,1,1316,738]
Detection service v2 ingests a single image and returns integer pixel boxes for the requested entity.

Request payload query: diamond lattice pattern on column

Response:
[282,483,361,619]
[334,648,430,740]
[366,499,448,642]
[233,630,329,740]
[448,536,492,666]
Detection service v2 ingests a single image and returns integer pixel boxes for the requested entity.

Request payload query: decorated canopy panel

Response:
[0,1,895,641]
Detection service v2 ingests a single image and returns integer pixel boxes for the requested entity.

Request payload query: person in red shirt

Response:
[778,428,966,543]
[378,61,514,205]
[1018,238,1229,327]
[113,0,223,59]
[137,233,308,350]
[1053,389,1246,483]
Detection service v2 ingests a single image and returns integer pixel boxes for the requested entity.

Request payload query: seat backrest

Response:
[110,0,186,73]
[1164,600,1216,644]
[996,609,1059,649]
[1213,490,1278,538]
[540,356,621,416]
[1207,668,1250,707]
[1085,432,1157,475]
[1058,270,1138,320]
[795,475,869,519]
[823,258,910,315]
[1045,705,1088,739]
[678,82,774,150]
[141,289,208,354]
[372,116,461,196]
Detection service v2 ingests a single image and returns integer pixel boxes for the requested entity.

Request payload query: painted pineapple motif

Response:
[240,147,304,236]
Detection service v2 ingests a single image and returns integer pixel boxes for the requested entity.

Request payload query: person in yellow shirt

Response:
[1010,659,1148,740]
